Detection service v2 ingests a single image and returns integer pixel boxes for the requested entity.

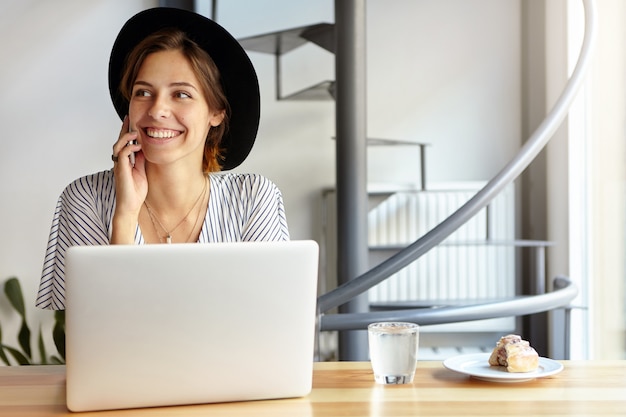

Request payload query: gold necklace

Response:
[144,177,208,244]
[184,184,208,242]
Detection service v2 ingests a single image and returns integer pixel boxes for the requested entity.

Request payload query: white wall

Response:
[0,0,158,358]
[588,0,626,359]
[365,0,521,184]
[0,0,521,361]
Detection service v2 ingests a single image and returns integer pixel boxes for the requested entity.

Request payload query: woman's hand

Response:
[111,116,146,244]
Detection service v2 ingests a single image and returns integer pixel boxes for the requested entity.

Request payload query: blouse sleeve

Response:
[240,174,290,242]
[36,172,114,310]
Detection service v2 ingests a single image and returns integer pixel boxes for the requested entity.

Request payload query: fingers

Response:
[112,116,140,164]
[121,114,130,134]
[112,133,139,163]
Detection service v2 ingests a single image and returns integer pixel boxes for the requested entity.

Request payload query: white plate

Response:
[443,353,563,383]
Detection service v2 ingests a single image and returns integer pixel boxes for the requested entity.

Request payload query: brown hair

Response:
[119,28,230,173]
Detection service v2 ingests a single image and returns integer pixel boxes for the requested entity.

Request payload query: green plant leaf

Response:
[18,321,32,360]
[0,347,10,366]
[3,345,30,365]
[38,327,48,365]
[49,355,64,365]
[54,309,65,326]
[1,276,65,365]
[0,325,11,366]
[4,277,26,318]
[53,310,66,361]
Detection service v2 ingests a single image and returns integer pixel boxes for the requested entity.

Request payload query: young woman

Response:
[36,8,289,310]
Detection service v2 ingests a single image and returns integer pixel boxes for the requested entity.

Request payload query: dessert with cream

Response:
[488,334,539,373]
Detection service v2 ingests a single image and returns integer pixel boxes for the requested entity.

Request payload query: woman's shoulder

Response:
[61,169,115,197]
[65,169,114,186]
[209,172,278,189]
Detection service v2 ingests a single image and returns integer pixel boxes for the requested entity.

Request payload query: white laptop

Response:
[64,240,319,412]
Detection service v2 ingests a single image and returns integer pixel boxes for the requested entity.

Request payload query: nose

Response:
[148,94,171,119]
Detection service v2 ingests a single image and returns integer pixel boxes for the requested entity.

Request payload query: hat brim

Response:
[108,7,260,170]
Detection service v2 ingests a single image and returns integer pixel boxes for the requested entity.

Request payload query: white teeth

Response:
[146,129,179,138]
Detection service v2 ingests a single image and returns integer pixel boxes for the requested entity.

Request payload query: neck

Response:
[145,165,208,212]
[142,174,209,244]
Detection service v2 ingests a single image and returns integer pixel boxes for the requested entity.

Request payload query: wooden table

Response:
[1,361,625,416]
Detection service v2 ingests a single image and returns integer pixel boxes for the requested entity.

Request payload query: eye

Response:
[133,89,151,97]
[175,91,192,99]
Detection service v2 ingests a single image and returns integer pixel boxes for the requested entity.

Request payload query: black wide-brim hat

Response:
[108,7,260,170]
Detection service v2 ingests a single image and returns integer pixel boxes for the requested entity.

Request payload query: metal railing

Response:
[318,0,596,334]
[320,276,577,331]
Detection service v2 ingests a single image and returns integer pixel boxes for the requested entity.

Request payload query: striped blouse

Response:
[36,170,290,310]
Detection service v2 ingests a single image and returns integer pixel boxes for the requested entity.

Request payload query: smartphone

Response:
[128,123,137,167]
[129,140,137,167]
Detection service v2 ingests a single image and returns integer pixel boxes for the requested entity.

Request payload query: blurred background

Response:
[0,0,623,362]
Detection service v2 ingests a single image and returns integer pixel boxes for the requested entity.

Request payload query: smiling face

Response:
[128,49,225,170]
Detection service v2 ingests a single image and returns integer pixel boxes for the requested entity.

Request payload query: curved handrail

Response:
[317,0,597,313]
[320,276,577,331]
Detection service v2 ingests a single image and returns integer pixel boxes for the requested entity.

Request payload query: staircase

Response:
[237,0,595,361]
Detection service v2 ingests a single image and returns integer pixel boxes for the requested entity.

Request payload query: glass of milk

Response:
[368,322,419,384]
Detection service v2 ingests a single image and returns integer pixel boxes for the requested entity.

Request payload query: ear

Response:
[209,109,226,127]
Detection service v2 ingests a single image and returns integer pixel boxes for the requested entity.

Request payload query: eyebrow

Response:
[134,80,200,92]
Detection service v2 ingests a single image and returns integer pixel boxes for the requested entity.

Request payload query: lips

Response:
[145,128,182,139]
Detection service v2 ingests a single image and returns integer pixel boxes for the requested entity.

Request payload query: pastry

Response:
[488,334,539,373]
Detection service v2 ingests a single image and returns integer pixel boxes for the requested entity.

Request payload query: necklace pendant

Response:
[166,234,172,244]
